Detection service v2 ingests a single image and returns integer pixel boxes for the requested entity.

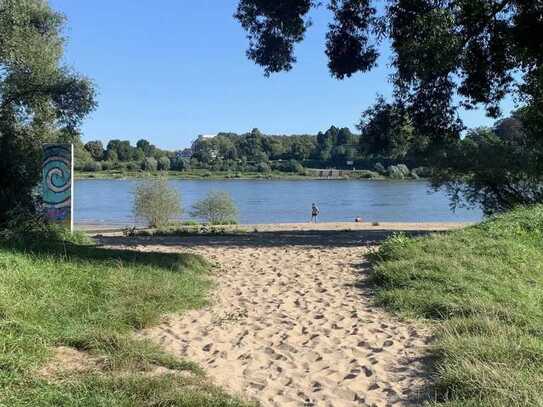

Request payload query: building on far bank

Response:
[175,148,193,159]
[191,134,218,159]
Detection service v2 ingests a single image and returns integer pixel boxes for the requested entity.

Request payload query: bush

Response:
[133,177,182,228]
[142,157,158,172]
[354,170,380,179]
[172,157,190,171]
[158,156,171,171]
[257,162,271,173]
[110,161,123,170]
[101,161,113,171]
[374,162,386,175]
[190,191,238,225]
[387,164,410,179]
[286,159,304,174]
[83,161,102,172]
[410,166,430,178]
[126,162,140,171]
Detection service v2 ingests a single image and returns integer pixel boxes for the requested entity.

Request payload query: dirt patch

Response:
[38,346,104,378]
[37,346,197,381]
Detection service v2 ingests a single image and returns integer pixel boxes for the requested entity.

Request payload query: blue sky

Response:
[51,0,514,150]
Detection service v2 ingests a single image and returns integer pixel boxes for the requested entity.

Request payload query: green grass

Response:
[369,205,543,407]
[134,225,249,238]
[74,169,390,181]
[75,169,312,180]
[0,229,253,406]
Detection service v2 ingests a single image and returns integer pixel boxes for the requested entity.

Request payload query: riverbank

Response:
[74,169,394,181]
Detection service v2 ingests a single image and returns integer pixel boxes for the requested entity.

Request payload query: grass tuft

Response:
[0,228,252,406]
[369,205,543,406]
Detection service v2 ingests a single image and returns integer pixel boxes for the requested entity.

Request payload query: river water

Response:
[74,179,482,226]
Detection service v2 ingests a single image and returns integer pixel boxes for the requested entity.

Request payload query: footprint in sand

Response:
[136,243,430,407]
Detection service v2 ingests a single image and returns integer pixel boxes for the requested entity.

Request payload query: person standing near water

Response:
[311,203,320,223]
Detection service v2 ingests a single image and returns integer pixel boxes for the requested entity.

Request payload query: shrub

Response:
[158,156,171,171]
[411,166,432,178]
[142,157,158,171]
[110,161,123,170]
[387,164,410,179]
[126,162,140,171]
[374,162,386,175]
[101,161,113,171]
[190,191,238,225]
[172,157,190,171]
[286,159,304,174]
[355,170,380,179]
[133,177,182,228]
[83,161,102,172]
[257,162,271,173]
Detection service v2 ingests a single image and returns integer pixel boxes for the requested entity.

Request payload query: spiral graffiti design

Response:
[42,145,72,209]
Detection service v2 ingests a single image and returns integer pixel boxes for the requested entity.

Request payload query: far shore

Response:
[74,170,427,182]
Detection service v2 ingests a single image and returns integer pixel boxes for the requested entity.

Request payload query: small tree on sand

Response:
[191,191,238,225]
[133,177,181,228]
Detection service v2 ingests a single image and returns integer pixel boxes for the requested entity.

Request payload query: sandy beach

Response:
[97,224,456,406]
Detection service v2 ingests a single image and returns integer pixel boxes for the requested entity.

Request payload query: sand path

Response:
[101,229,435,407]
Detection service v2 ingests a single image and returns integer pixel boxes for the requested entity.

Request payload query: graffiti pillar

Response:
[42,144,74,231]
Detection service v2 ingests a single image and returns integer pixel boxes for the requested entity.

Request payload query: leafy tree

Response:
[263,137,287,159]
[235,1,543,212]
[56,130,92,166]
[0,0,96,225]
[117,141,133,162]
[214,136,238,160]
[190,191,239,224]
[337,127,356,145]
[253,150,269,163]
[136,139,156,157]
[235,0,542,142]
[256,161,271,173]
[172,157,190,171]
[132,148,145,162]
[84,141,104,161]
[104,149,118,162]
[240,128,265,158]
[83,161,102,172]
[133,177,181,228]
[433,111,543,215]
[357,96,414,159]
[286,159,304,174]
[157,156,171,171]
[289,137,314,160]
[142,157,158,172]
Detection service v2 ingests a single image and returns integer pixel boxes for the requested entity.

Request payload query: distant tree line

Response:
[77,138,183,173]
[77,102,438,177]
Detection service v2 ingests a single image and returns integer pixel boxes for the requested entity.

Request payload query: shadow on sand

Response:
[95,229,442,249]
[1,236,206,272]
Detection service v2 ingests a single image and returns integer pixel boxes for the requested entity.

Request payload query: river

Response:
[74,179,483,227]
